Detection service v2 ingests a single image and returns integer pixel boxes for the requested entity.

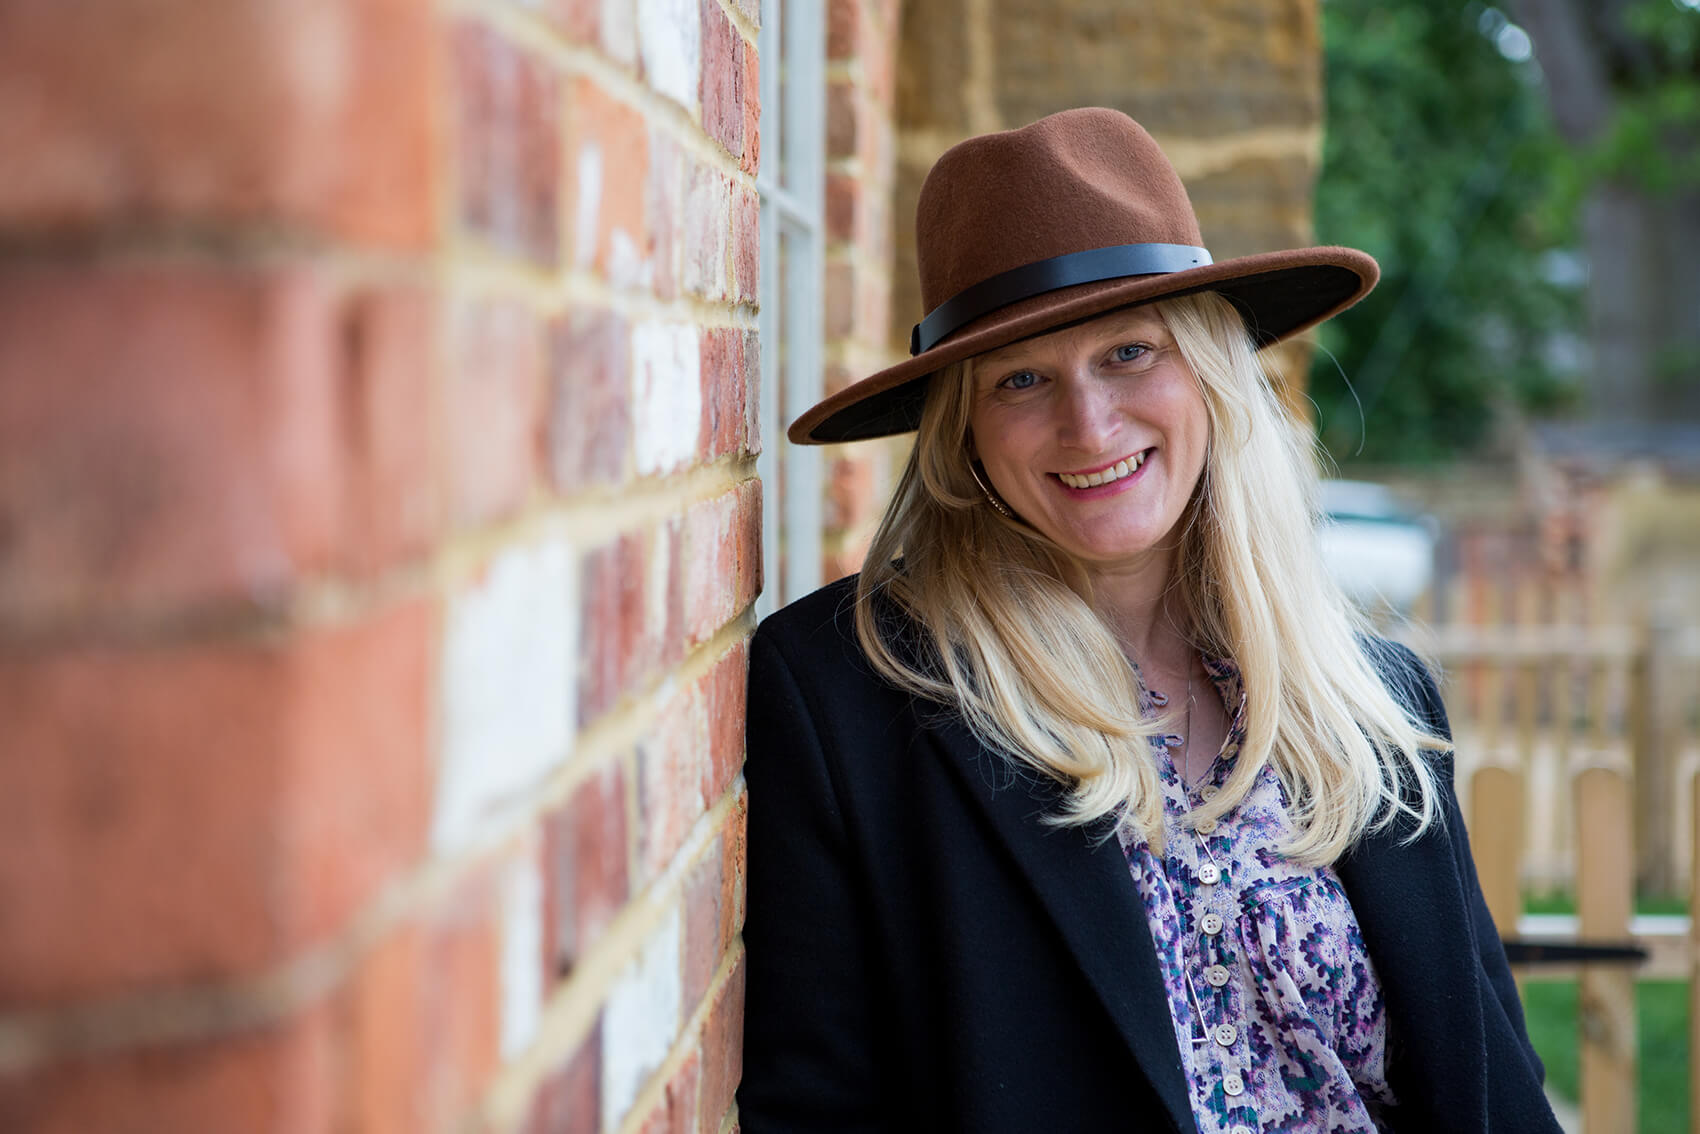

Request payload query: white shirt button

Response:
[1197,863,1221,885]
[1223,1072,1245,1097]
[1213,1023,1238,1046]
[1200,785,1220,800]
[1200,912,1224,936]
[1196,819,1218,835]
[1229,1126,1254,1134]
[1204,964,1231,987]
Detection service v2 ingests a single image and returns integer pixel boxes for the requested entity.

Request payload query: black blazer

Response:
[738,576,1559,1133]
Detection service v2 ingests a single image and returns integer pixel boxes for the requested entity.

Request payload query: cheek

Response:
[968,410,1029,470]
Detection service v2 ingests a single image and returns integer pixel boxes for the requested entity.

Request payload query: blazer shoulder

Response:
[1359,634,1450,741]
[755,572,863,650]
[751,573,939,727]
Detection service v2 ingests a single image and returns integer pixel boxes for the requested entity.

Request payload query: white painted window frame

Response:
[755,0,825,618]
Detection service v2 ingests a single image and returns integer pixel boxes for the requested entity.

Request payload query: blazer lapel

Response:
[930,717,1197,1134]
[1336,822,1488,1128]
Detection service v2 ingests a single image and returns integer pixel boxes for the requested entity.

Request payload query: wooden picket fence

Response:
[1393,615,1700,1133]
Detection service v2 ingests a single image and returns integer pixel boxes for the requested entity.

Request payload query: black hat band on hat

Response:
[909,242,1213,356]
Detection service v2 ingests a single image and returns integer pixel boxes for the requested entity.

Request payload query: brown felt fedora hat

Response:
[789,107,1379,445]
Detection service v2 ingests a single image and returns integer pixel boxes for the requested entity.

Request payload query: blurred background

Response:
[0,0,1694,1131]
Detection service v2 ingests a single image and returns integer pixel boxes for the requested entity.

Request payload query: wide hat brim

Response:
[788,246,1378,445]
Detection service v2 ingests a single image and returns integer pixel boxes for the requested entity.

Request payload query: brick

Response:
[631,321,703,476]
[453,19,560,265]
[823,362,857,399]
[578,523,682,724]
[637,0,702,111]
[638,681,710,881]
[825,171,857,243]
[825,528,874,583]
[699,0,744,162]
[435,537,575,853]
[318,884,504,1132]
[0,1008,336,1134]
[445,297,544,529]
[543,760,630,975]
[741,38,761,176]
[681,796,746,1027]
[826,454,876,532]
[697,327,746,460]
[702,643,749,804]
[335,928,425,1134]
[565,78,651,288]
[601,908,683,1131]
[286,602,437,954]
[336,287,443,571]
[638,1050,700,1134]
[526,1018,601,1134]
[722,790,748,943]
[417,870,503,1125]
[696,955,745,1134]
[827,0,859,59]
[824,259,855,339]
[682,481,762,645]
[0,266,436,628]
[647,127,686,300]
[549,306,631,490]
[578,533,644,724]
[827,80,857,159]
[682,839,724,1012]
[0,600,433,1006]
[0,0,437,247]
[732,183,761,304]
[681,162,730,301]
[865,6,897,106]
[550,0,600,44]
[742,330,762,456]
[500,849,546,1059]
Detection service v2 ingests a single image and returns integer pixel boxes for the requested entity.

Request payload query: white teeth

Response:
[1058,453,1146,489]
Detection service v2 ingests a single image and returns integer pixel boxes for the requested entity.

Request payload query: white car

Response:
[1316,480,1437,612]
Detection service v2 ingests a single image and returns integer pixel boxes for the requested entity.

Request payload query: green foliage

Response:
[1310,0,1582,463]
[1575,0,1700,198]
[1522,979,1690,1133]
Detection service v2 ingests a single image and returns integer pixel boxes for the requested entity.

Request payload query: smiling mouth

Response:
[1055,450,1148,489]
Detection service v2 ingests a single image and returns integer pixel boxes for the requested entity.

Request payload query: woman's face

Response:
[967,306,1210,574]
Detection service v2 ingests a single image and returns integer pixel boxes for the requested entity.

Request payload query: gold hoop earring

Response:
[968,461,1016,520]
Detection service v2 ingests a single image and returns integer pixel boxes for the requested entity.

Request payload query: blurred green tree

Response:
[1506,0,1700,425]
[1309,0,1581,463]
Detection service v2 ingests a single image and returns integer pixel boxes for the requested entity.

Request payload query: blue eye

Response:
[1113,343,1149,363]
[999,370,1041,391]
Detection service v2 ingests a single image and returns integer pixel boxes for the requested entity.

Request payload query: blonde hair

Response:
[853,291,1445,864]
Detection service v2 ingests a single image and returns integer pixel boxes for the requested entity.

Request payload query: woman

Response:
[738,109,1558,1133]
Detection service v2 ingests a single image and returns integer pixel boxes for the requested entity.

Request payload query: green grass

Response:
[1517,891,1690,1132]
[1522,980,1690,1134]
[1523,890,1689,917]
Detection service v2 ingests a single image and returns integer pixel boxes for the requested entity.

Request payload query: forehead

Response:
[975,305,1170,369]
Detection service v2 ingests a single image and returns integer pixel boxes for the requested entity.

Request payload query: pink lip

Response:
[1050,448,1154,496]
[1055,449,1148,478]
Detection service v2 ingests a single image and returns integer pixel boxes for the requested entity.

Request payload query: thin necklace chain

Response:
[1180,666,1194,783]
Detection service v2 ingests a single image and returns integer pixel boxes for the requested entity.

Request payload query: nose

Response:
[1053,372,1119,453]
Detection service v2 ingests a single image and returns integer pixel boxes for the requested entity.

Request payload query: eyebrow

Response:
[979,313,1169,370]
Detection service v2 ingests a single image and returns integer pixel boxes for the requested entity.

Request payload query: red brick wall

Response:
[822,0,907,580]
[0,2,760,1131]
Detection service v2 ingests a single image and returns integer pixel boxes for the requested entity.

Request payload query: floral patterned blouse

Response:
[1118,657,1396,1134]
